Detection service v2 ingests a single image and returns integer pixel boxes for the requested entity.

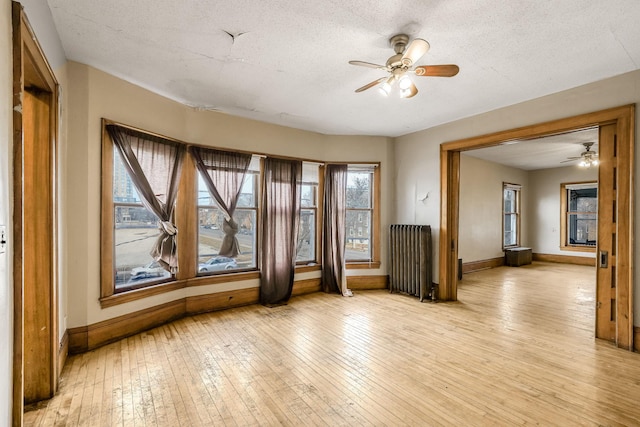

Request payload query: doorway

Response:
[439,105,635,350]
[12,2,59,424]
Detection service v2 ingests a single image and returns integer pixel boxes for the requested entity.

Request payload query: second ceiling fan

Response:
[349,34,459,98]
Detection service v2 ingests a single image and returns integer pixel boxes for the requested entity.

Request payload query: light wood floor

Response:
[25,262,640,426]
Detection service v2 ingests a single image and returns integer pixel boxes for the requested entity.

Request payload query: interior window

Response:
[562,182,597,249]
[113,147,172,289]
[197,156,260,273]
[297,162,319,264]
[346,168,375,261]
[503,183,521,248]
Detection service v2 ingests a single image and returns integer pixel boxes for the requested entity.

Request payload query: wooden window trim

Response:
[560,181,597,253]
[296,176,320,265]
[502,182,521,249]
[100,119,190,301]
[345,164,381,269]
[102,120,380,306]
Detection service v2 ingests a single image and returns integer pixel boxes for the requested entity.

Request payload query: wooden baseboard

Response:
[292,278,322,296]
[186,287,259,315]
[347,275,388,290]
[532,253,596,266]
[69,278,324,354]
[69,299,186,354]
[634,327,640,353]
[462,257,505,274]
[58,330,69,377]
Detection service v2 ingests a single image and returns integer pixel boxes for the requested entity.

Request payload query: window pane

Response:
[300,184,316,208]
[569,188,597,212]
[114,206,171,288]
[197,174,217,207]
[346,172,372,209]
[113,147,141,203]
[297,209,315,262]
[237,174,257,208]
[503,213,517,246]
[198,208,256,272]
[568,213,597,245]
[503,189,516,213]
[346,210,371,260]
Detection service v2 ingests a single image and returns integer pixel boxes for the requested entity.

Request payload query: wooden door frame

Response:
[12,1,59,424]
[439,105,635,350]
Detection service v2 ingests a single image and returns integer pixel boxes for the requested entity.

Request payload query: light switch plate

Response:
[0,225,6,254]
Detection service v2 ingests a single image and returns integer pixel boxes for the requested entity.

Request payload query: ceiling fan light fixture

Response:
[349,34,459,98]
[378,82,392,97]
[377,76,395,97]
[398,75,412,90]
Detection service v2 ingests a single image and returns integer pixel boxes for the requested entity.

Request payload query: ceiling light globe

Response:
[378,82,392,97]
[398,76,412,90]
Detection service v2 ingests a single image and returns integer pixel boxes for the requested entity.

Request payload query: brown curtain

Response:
[106,124,185,273]
[322,164,348,294]
[260,157,301,305]
[189,146,252,257]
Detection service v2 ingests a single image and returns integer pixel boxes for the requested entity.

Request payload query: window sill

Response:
[560,245,596,253]
[295,264,321,273]
[187,271,261,287]
[100,280,186,309]
[101,271,262,308]
[346,261,381,270]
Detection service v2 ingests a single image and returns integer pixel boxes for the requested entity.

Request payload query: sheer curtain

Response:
[322,164,349,295]
[260,157,301,305]
[106,124,185,273]
[189,146,252,257]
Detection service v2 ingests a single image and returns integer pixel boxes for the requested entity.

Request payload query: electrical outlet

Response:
[0,225,6,254]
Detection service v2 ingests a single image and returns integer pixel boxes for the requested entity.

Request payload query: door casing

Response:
[12,1,59,424]
[439,105,635,350]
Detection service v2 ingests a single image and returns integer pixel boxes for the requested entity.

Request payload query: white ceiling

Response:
[463,128,599,171]
[46,0,640,137]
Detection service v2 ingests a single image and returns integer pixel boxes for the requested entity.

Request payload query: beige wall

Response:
[459,156,599,263]
[0,0,12,421]
[528,166,598,257]
[64,62,393,328]
[459,155,529,263]
[395,69,640,325]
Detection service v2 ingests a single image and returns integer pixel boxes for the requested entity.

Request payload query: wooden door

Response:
[595,123,617,341]
[22,88,54,403]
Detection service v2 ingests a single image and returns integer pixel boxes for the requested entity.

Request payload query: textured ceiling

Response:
[46,0,640,137]
[463,128,599,171]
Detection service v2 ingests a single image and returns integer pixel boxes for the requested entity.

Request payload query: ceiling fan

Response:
[349,34,459,98]
[562,142,599,167]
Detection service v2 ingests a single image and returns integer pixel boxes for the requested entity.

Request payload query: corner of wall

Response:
[0,0,13,423]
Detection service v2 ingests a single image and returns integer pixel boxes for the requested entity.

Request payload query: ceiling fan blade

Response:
[349,60,388,70]
[560,159,578,163]
[400,80,418,99]
[355,77,386,93]
[401,38,430,67]
[414,64,460,77]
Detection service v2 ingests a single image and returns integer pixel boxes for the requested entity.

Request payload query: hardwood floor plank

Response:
[24,263,640,426]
